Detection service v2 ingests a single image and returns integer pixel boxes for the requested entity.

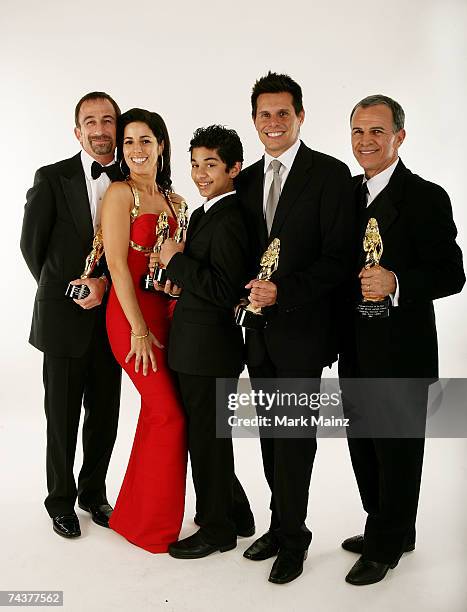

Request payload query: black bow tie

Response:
[91,161,118,180]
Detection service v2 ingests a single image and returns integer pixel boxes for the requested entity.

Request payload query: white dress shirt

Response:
[203,190,236,213]
[262,138,301,215]
[80,149,115,231]
[363,157,400,305]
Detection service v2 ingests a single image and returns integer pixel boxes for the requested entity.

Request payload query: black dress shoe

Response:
[243,532,280,561]
[52,513,81,538]
[194,514,255,538]
[268,549,307,584]
[168,531,236,559]
[345,556,398,586]
[341,534,415,555]
[78,502,113,528]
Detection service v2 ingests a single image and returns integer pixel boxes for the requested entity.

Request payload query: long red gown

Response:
[106,208,187,553]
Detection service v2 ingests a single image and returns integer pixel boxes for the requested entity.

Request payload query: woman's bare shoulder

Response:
[104,181,134,207]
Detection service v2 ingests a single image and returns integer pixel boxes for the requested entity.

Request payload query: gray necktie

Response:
[265,159,282,234]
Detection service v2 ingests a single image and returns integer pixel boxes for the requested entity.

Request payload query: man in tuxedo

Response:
[236,72,354,584]
[20,92,122,538]
[340,94,465,585]
[157,125,254,559]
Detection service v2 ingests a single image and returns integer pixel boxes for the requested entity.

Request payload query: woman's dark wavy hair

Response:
[116,108,172,193]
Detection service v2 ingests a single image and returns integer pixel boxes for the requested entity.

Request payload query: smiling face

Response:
[253,92,304,157]
[123,121,163,178]
[74,98,117,164]
[191,147,241,200]
[351,104,405,178]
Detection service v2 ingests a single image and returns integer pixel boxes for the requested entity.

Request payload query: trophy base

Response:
[140,274,157,292]
[65,283,90,300]
[356,297,391,319]
[154,267,167,285]
[235,306,266,330]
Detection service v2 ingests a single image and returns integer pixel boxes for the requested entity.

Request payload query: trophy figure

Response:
[153,200,189,286]
[356,217,390,319]
[141,212,170,292]
[235,238,281,330]
[65,228,104,299]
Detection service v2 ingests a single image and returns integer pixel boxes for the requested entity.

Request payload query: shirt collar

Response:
[80,149,115,180]
[203,190,236,213]
[363,157,399,201]
[264,138,301,174]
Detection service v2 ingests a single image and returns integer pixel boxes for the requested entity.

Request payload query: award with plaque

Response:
[356,217,390,319]
[153,200,189,286]
[65,228,104,300]
[141,212,170,292]
[235,238,281,330]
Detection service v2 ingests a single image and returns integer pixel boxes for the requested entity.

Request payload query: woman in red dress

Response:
[101,108,187,553]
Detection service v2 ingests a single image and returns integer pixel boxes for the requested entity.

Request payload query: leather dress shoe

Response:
[194,514,255,538]
[341,534,415,555]
[168,531,236,559]
[78,502,113,528]
[52,513,81,538]
[243,532,280,561]
[268,549,307,584]
[345,556,398,586]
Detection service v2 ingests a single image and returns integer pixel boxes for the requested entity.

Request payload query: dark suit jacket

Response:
[341,159,465,378]
[236,141,354,371]
[166,193,249,377]
[20,153,115,358]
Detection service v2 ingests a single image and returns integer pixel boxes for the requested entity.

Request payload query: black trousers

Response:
[248,355,323,551]
[346,382,429,564]
[176,372,253,545]
[43,322,121,517]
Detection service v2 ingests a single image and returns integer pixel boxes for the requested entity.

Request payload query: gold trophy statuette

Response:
[235,238,281,330]
[141,211,170,291]
[356,217,390,319]
[173,200,189,243]
[65,228,104,300]
[154,200,189,285]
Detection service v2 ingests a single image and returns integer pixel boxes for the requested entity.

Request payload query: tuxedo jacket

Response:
[341,159,465,378]
[20,153,117,358]
[236,141,354,371]
[166,193,249,377]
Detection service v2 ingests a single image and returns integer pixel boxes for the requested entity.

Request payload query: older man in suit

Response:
[236,72,354,584]
[20,92,122,538]
[340,94,465,585]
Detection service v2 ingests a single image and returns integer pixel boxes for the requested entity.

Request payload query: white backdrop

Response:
[1,1,466,610]
[2,0,466,381]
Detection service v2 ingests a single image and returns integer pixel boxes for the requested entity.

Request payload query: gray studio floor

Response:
[1,361,466,612]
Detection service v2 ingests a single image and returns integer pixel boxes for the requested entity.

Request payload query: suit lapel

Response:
[270,142,313,238]
[365,159,406,238]
[188,194,236,242]
[60,154,94,245]
[246,160,269,250]
[186,206,204,245]
[367,190,398,237]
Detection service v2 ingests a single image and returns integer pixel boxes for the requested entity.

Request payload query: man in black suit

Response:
[20,92,122,538]
[340,94,465,585]
[236,72,354,584]
[157,125,254,559]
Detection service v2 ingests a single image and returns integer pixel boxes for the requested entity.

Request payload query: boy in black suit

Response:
[156,125,254,558]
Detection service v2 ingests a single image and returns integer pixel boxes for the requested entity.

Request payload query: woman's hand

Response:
[125,329,164,375]
[160,238,185,267]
